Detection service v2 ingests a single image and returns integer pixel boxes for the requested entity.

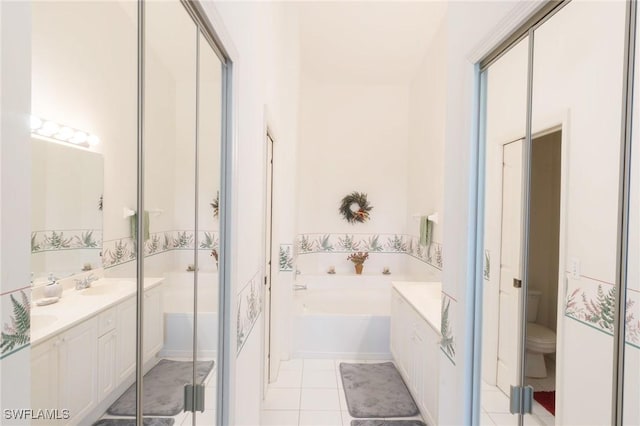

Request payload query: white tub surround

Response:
[390,281,441,426]
[292,274,405,359]
[160,272,219,358]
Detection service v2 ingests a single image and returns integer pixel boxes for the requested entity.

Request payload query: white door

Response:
[264,133,279,391]
[497,139,525,394]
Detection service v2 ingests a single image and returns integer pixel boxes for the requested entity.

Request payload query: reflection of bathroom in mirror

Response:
[31,138,103,282]
[28,0,223,424]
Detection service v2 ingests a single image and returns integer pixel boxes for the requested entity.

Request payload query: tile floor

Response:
[480,381,554,426]
[260,358,425,426]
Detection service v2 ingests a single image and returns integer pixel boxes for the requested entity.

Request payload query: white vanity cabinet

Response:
[98,308,118,401]
[31,337,61,425]
[31,318,99,425]
[390,290,411,375]
[30,280,165,425]
[116,297,137,383]
[390,286,440,426]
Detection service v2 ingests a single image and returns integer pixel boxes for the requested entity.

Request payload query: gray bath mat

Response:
[340,362,419,418]
[107,359,214,416]
[93,418,175,426]
[351,421,426,426]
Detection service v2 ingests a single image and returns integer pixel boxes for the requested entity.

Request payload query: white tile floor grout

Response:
[261,358,425,426]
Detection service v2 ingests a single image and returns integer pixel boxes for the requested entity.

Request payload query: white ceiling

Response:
[297,1,447,84]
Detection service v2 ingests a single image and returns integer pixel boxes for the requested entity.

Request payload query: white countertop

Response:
[392,281,442,334]
[31,277,164,346]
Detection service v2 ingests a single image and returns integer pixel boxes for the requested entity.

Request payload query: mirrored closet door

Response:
[142,1,223,424]
[30,1,138,424]
[478,1,631,425]
[29,0,228,424]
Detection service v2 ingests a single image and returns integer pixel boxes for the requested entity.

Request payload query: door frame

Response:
[481,113,570,422]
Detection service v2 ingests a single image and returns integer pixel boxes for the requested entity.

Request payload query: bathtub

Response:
[160,271,219,358]
[293,274,406,359]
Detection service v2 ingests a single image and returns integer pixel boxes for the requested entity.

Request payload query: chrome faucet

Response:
[294,283,307,291]
[75,273,98,290]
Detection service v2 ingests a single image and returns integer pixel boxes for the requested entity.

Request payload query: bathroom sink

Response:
[31,314,58,330]
[79,286,115,296]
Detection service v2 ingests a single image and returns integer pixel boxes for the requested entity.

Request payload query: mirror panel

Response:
[193,30,223,420]
[528,1,627,424]
[30,1,138,424]
[623,6,640,425]
[144,0,198,421]
[479,37,529,420]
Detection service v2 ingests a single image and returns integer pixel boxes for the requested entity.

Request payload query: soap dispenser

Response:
[43,273,63,298]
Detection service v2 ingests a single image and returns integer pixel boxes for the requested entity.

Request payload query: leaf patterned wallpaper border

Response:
[31,229,102,253]
[102,230,220,269]
[0,290,31,358]
[440,292,456,365]
[565,277,640,348]
[295,233,443,270]
[236,271,264,355]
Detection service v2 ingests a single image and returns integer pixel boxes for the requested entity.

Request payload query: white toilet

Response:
[525,290,556,378]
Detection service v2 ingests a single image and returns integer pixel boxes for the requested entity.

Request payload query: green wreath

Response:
[339,191,373,224]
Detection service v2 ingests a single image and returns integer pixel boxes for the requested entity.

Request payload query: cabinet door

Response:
[117,297,136,383]
[31,338,60,424]
[422,321,439,422]
[98,330,117,401]
[58,318,98,424]
[143,287,163,361]
[391,291,411,376]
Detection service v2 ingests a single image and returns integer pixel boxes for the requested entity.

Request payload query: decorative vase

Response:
[43,282,63,298]
[355,263,364,275]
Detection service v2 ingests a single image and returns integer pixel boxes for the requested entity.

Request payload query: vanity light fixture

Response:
[30,115,100,148]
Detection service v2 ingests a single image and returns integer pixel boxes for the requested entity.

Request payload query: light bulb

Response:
[56,127,74,141]
[87,134,100,146]
[70,131,88,144]
[30,116,43,131]
[39,121,59,136]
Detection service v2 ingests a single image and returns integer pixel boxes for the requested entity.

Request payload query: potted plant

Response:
[347,251,369,275]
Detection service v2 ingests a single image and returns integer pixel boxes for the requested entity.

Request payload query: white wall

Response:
[531,3,626,424]
[202,1,301,424]
[0,2,31,421]
[32,2,138,248]
[297,81,410,234]
[406,20,447,282]
[296,79,410,274]
[440,2,536,424]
